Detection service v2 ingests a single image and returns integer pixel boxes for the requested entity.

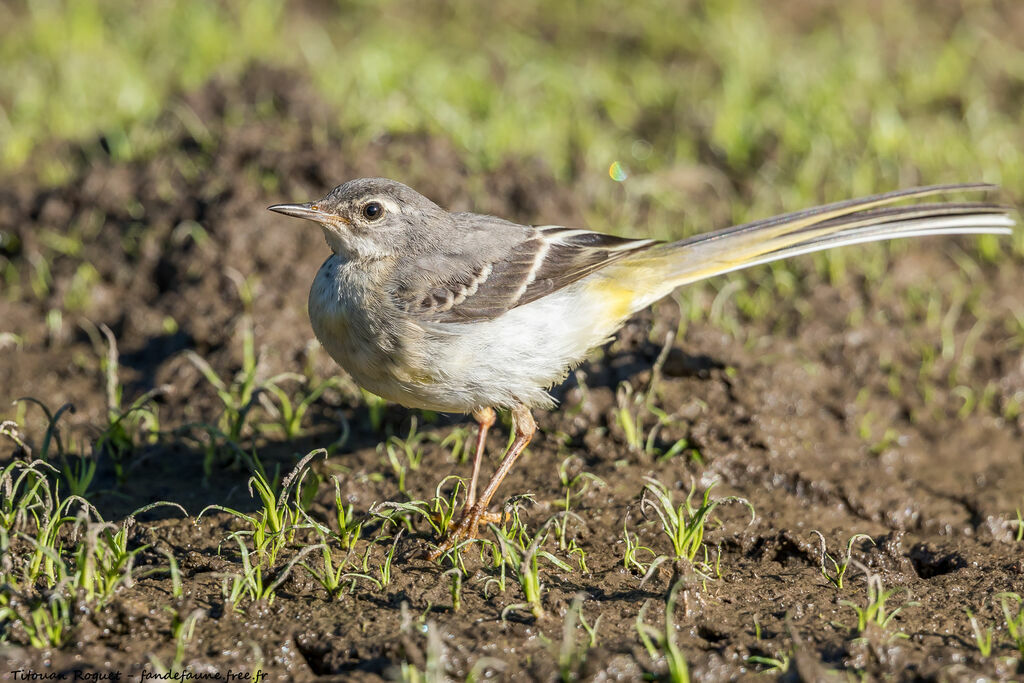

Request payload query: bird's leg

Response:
[471,405,535,514]
[465,407,496,509]
[428,405,536,560]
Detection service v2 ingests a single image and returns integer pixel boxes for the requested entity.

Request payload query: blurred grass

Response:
[2,0,1022,223]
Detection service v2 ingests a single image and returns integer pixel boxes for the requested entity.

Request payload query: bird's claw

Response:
[426,505,504,561]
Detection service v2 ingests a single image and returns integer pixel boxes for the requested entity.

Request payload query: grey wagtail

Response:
[269,178,1013,558]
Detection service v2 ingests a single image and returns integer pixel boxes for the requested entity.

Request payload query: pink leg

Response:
[466,407,496,508]
[428,405,536,560]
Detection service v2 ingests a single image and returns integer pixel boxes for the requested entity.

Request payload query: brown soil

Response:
[2,66,1023,681]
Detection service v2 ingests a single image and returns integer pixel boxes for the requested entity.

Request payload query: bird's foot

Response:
[426,504,504,560]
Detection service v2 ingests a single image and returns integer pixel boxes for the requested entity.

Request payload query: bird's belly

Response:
[417,279,629,410]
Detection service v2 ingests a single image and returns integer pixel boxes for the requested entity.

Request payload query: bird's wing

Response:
[391,217,658,323]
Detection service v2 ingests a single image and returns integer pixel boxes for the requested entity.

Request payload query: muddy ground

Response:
[1,66,1023,681]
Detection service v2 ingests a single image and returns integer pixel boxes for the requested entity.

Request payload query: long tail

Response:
[621,183,1013,307]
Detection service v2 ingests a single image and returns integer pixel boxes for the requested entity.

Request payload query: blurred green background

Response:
[2,0,1022,226]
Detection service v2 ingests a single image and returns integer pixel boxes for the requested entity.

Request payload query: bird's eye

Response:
[362,201,384,221]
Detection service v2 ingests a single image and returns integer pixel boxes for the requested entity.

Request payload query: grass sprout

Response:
[299,542,353,599]
[0,458,59,534]
[612,334,695,460]
[840,564,916,641]
[372,475,466,541]
[557,593,601,682]
[636,579,690,683]
[261,375,344,440]
[640,477,754,583]
[85,322,164,485]
[5,400,97,497]
[996,592,1024,655]
[491,518,573,621]
[746,651,791,674]
[553,456,605,551]
[220,537,320,608]
[965,608,993,657]
[0,587,73,648]
[329,476,364,550]
[0,459,184,648]
[198,449,325,567]
[810,530,874,590]
[182,290,297,470]
[380,417,430,493]
[622,513,658,575]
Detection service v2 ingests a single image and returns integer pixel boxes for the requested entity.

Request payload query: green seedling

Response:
[840,565,916,641]
[220,536,320,607]
[615,382,690,458]
[5,400,97,497]
[636,579,690,683]
[397,617,446,683]
[857,410,901,456]
[0,587,73,648]
[444,568,463,612]
[294,476,366,563]
[330,477,364,550]
[566,538,590,574]
[373,475,466,542]
[299,542,352,599]
[640,477,753,583]
[553,456,605,550]
[262,375,344,439]
[557,593,601,683]
[965,608,993,657]
[161,549,184,599]
[1,478,182,648]
[0,458,58,534]
[439,425,471,464]
[59,440,97,499]
[379,416,432,493]
[198,449,324,566]
[2,401,69,461]
[490,518,573,621]
[622,514,658,575]
[183,302,295,467]
[340,572,384,593]
[70,501,185,605]
[74,519,146,604]
[611,335,693,460]
[158,607,204,675]
[23,494,95,587]
[810,530,874,590]
[379,530,403,587]
[360,389,389,433]
[746,651,791,673]
[85,323,164,485]
[996,592,1024,655]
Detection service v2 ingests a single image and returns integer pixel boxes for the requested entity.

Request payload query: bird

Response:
[268,178,1013,558]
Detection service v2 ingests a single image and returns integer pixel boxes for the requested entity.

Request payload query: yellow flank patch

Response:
[588,278,638,323]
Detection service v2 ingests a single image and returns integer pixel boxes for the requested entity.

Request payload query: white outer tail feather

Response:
[648,184,1014,291]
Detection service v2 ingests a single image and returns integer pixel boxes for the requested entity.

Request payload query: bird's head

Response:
[268,177,453,261]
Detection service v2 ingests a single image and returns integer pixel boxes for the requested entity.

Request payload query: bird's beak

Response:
[267,202,331,221]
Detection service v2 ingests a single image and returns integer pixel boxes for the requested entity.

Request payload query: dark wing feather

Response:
[391,220,658,323]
